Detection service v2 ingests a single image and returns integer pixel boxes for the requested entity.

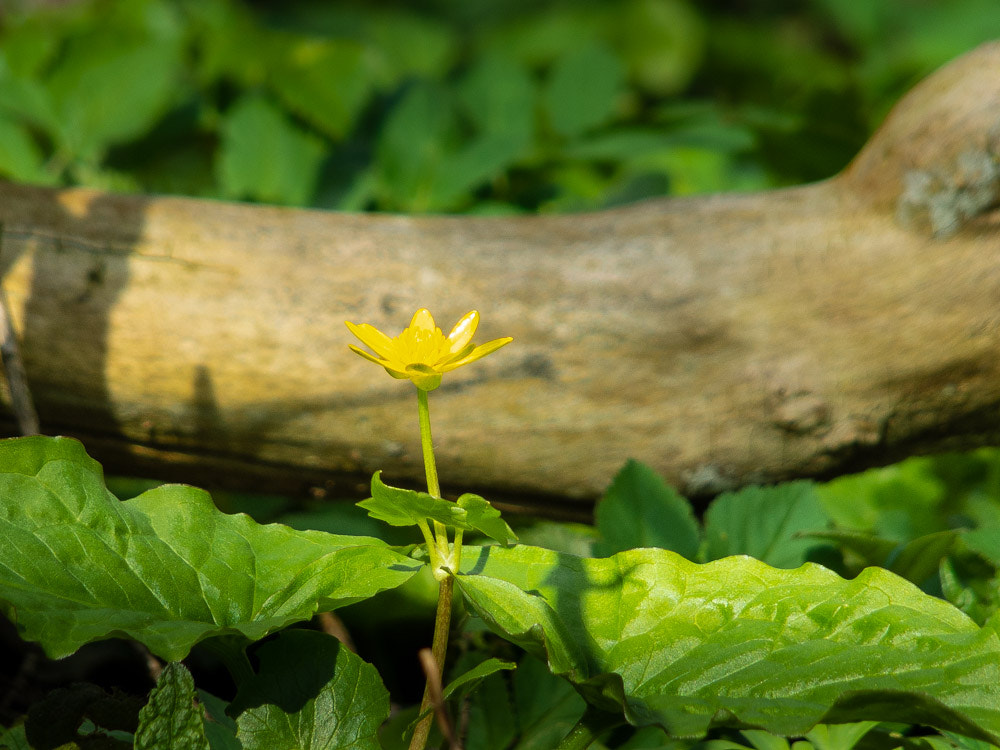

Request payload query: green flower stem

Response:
[452,529,463,573]
[409,573,454,750]
[410,386,457,750]
[417,388,440,498]
[415,518,441,571]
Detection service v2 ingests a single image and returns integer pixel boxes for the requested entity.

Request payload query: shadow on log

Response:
[0,43,998,516]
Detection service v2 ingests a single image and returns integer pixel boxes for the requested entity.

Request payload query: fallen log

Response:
[0,42,998,515]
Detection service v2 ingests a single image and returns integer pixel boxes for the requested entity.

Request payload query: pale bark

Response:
[0,43,998,513]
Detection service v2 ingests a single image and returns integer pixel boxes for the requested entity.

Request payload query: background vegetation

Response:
[2,0,1000,215]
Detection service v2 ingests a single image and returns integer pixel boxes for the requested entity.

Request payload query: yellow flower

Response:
[346,309,512,391]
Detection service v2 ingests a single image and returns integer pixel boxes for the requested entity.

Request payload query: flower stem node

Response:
[346,308,512,391]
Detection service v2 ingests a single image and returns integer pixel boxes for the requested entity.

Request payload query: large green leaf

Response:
[456,544,1000,741]
[230,629,388,750]
[0,436,420,660]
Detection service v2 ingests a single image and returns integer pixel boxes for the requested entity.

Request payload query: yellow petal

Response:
[409,308,436,332]
[346,321,397,360]
[446,310,479,353]
[439,342,475,367]
[349,345,409,378]
[442,337,513,371]
[348,344,388,365]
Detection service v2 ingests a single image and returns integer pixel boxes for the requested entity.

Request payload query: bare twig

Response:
[130,640,163,683]
[317,611,356,653]
[418,647,460,750]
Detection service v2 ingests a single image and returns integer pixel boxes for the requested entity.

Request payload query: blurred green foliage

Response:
[1,0,997,213]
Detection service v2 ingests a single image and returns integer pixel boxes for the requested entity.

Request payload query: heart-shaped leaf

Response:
[456,544,1000,741]
[0,436,421,660]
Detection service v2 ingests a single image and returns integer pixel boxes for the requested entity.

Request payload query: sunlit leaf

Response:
[360,472,516,545]
[457,544,1000,740]
[0,436,420,661]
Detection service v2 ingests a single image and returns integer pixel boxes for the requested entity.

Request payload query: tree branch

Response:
[0,43,997,510]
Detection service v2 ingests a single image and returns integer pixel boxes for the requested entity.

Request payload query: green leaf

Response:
[805,530,897,571]
[457,53,536,144]
[360,472,516,545]
[594,459,700,559]
[0,115,50,184]
[0,73,60,137]
[740,730,792,750]
[0,724,30,750]
[374,81,455,211]
[808,529,963,587]
[365,10,457,84]
[804,722,878,750]
[614,0,705,96]
[360,471,466,527]
[230,629,388,750]
[514,521,599,558]
[544,41,625,138]
[135,663,210,750]
[457,492,518,545]
[0,16,59,78]
[46,38,183,160]
[703,481,830,567]
[198,690,240,750]
[885,530,963,586]
[268,36,374,139]
[429,131,528,210]
[815,456,947,542]
[442,657,517,701]
[511,655,587,750]
[464,670,518,750]
[0,436,420,660]
[456,544,1000,741]
[217,94,326,206]
[938,549,1000,626]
